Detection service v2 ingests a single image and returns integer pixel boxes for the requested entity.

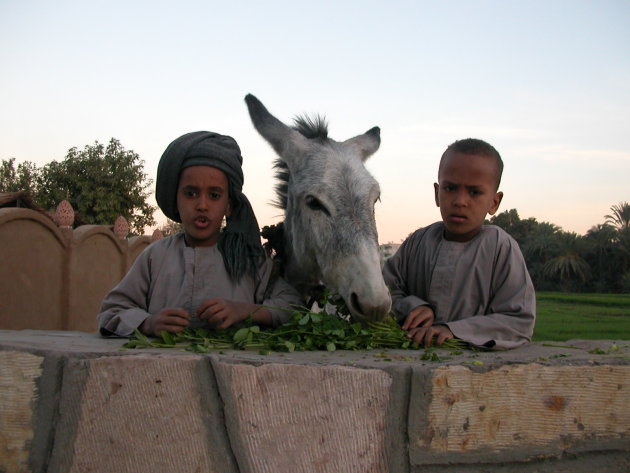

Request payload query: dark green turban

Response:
[156,131,264,281]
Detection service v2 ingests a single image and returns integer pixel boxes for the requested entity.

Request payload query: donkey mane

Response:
[293,114,328,140]
[271,114,329,210]
[272,160,289,210]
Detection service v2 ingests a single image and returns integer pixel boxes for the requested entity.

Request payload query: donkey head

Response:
[245,94,391,322]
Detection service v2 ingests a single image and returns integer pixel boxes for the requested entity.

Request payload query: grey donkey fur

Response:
[245,94,391,322]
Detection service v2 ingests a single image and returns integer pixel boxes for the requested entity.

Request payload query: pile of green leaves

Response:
[123,292,470,354]
[124,309,423,354]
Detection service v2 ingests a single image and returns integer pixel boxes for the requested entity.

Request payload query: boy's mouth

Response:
[448,214,467,224]
[194,216,209,229]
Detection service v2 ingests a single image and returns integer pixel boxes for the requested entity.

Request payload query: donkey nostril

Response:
[351,292,363,316]
[350,292,390,321]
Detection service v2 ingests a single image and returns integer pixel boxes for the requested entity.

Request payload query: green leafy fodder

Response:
[123,300,471,354]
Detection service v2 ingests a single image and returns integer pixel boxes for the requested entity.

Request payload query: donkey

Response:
[245,94,391,322]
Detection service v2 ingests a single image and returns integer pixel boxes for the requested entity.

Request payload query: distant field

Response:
[534,292,630,341]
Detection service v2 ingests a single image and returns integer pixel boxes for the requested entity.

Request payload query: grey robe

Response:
[98,233,304,337]
[383,222,535,349]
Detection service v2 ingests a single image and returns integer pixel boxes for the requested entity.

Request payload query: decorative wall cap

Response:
[54,200,75,228]
[113,216,129,239]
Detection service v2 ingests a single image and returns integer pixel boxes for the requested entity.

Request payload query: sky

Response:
[1,0,629,244]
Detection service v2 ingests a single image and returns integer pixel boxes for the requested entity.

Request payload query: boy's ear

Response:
[488,191,503,215]
[433,183,440,207]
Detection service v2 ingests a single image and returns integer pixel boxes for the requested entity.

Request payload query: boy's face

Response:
[176,165,232,247]
[434,151,503,242]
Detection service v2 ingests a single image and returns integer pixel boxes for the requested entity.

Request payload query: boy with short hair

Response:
[98,131,303,337]
[383,138,535,349]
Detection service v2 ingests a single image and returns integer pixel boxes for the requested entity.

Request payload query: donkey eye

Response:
[305,195,330,215]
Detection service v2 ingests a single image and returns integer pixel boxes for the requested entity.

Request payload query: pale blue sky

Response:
[2,0,628,242]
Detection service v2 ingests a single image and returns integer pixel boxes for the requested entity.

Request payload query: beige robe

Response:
[98,233,303,337]
[383,223,536,349]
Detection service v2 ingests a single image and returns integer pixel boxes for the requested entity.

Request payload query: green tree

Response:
[583,224,618,292]
[0,158,41,194]
[38,139,156,234]
[2,139,155,234]
[489,209,552,248]
[542,232,591,292]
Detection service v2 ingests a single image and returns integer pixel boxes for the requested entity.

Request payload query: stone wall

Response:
[0,207,156,332]
[0,331,628,473]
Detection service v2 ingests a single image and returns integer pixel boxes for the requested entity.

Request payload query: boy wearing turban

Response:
[98,131,303,337]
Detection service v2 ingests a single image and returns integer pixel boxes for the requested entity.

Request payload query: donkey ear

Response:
[343,126,381,161]
[245,94,308,168]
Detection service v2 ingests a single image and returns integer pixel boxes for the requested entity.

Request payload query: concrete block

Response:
[409,363,630,465]
[213,361,394,473]
[0,350,44,473]
[47,354,238,473]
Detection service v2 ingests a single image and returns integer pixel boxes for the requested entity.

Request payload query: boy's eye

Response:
[210,192,221,199]
[185,190,197,197]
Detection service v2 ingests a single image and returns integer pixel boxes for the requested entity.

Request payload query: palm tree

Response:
[522,221,562,263]
[605,201,630,230]
[584,224,618,291]
[604,202,630,276]
[542,232,590,292]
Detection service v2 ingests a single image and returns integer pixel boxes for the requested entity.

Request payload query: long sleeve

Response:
[382,228,433,323]
[97,235,192,337]
[97,247,155,337]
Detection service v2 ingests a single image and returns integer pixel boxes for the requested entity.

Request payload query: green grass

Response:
[534,292,630,341]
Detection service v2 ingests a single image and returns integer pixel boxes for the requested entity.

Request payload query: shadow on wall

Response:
[0,196,162,332]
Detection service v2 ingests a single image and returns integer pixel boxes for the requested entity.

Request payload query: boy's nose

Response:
[453,190,468,206]
[196,195,209,210]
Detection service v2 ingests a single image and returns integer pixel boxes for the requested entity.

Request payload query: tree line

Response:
[1,138,628,293]
[488,205,630,294]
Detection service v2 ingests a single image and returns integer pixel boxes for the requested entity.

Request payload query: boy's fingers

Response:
[205,309,230,328]
[168,315,190,326]
[436,326,454,345]
[407,327,430,346]
[422,329,436,347]
[403,307,434,330]
[162,308,190,320]
[216,317,233,330]
[436,333,451,346]
[196,299,225,317]
[402,312,421,330]
[162,323,187,333]
[198,304,224,320]
[419,313,433,327]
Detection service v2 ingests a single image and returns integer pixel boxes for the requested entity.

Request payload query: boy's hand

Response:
[402,305,435,331]
[402,306,455,347]
[197,298,249,329]
[140,308,190,336]
[407,324,454,347]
